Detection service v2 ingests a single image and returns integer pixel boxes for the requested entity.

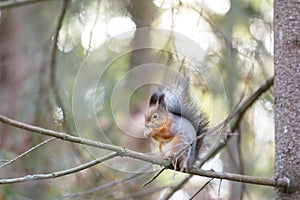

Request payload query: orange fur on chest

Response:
[151,123,175,142]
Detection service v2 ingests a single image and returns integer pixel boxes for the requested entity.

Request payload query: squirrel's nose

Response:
[145,124,150,128]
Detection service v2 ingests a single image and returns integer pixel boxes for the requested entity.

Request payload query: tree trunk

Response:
[123,0,157,152]
[274,0,300,199]
[0,9,28,153]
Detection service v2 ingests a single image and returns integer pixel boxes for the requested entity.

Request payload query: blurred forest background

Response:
[0,0,275,199]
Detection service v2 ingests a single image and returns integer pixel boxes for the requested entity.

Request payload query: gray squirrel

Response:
[144,78,209,170]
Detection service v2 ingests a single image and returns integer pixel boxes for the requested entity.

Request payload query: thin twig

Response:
[49,0,71,133]
[231,76,274,130]
[218,179,223,196]
[0,137,56,170]
[143,166,168,187]
[86,0,101,54]
[0,152,117,184]
[162,174,192,200]
[190,178,214,200]
[59,171,145,199]
[49,0,68,87]
[0,0,53,9]
[0,114,289,188]
[114,186,168,200]
[199,76,274,164]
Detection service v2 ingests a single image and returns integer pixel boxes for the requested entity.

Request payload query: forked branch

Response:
[0,113,288,188]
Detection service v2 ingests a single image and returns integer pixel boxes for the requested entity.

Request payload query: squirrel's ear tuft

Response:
[158,94,166,111]
[149,92,159,106]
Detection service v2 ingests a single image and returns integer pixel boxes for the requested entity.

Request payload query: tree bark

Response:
[274,0,300,199]
[123,0,157,152]
[0,9,28,153]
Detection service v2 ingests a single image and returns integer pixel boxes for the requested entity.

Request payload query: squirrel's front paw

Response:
[144,129,152,137]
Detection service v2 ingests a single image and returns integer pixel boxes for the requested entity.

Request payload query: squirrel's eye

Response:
[152,113,159,119]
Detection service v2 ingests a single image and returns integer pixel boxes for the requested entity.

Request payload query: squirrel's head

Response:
[144,94,168,131]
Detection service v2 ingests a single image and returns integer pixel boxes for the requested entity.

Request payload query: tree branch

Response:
[190,178,214,200]
[0,0,53,9]
[143,166,168,187]
[0,137,56,169]
[49,0,68,88]
[200,75,274,164]
[231,75,274,130]
[138,76,276,199]
[115,186,168,200]
[59,172,145,199]
[49,0,71,133]
[189,168,288,188]
[0,152,117,184]
[0,114,170,167]
[162,174,192,200]
[0,114,289,188]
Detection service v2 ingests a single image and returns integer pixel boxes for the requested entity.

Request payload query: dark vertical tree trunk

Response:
[123,0,157,152]
[128,0,157,67]
[0,10,28,153]
[274,0,300,199]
